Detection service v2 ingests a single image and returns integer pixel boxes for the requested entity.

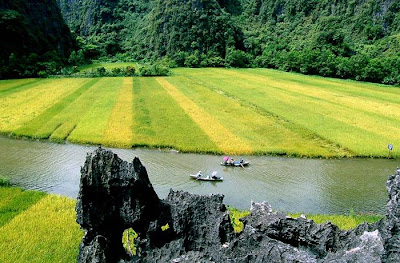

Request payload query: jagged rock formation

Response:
[76,148,400,262]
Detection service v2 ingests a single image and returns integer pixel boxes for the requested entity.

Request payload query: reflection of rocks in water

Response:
[76,148,400,262]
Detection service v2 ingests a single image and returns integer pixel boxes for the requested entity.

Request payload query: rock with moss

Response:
[76,148,400,262]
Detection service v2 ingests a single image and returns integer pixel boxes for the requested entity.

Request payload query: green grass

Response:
[1,67,399,157]
[228,207,383,232]
[289,213,384,230]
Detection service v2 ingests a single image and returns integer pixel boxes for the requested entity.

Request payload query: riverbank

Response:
[1,68,399,158]
[0,185,383,262]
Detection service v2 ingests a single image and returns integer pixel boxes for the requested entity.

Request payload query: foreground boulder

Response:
[76,148,400,262]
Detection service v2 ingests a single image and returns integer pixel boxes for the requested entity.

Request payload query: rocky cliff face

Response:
[76,148,400,262]
[0,0,75,78]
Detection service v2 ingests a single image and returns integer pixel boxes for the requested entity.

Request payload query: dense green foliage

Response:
[57,0,400,84]
[0,0,75,79]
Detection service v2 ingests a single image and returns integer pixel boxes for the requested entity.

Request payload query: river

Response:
[0,137,397,214]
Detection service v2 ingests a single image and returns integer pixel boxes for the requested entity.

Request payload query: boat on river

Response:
[220,161,250,167]
[190,174,223,181]
[190,171,223,181]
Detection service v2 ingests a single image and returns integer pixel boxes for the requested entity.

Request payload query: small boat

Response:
[220,161,249,167]
[190,174,223,181]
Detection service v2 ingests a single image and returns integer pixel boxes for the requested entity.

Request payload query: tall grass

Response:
[289,213,384,231]
[166,75,340,157]
[177,68,400,157]
[13,79,98,138]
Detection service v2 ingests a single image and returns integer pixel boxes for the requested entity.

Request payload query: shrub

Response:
[225,49,250,68]
[138,63,170,76]
[0,176,10,187]
[184,54,201,68]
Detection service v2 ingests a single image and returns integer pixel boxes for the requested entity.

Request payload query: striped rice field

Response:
[1,68,399,158]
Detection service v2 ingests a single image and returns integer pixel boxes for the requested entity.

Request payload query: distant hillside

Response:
[17,0,395,84]
[0,0,75,78]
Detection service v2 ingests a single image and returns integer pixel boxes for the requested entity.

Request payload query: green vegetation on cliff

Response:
[57,0,400,84]
[0,0,75,79]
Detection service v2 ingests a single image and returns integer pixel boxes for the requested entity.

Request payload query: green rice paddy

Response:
[0,187,83,263]
[1,68,399,157]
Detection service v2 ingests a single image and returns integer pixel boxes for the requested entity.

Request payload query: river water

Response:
[0,137,398,214]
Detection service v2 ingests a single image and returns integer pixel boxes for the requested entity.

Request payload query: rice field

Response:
[1,68,399,157]
[0,187,83,263]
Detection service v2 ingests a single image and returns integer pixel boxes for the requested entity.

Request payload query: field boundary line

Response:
[156,77,253,154]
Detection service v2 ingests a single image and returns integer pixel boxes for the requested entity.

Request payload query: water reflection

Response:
[0,137,397,214]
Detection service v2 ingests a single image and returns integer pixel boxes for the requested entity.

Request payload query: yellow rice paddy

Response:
[0,68,399,157]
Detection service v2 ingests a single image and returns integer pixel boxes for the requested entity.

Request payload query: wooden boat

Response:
[190,174,223,181]
[220,161,250,167]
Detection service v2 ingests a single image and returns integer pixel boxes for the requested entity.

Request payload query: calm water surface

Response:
[0,137,398,214]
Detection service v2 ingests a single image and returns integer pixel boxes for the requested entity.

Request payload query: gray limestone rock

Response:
[76,148,400,263]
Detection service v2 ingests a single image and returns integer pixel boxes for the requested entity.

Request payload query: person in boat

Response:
[223,156,229,165]
[230,158,235,165]
[196,171,203,178]
[240,158,244,164]
[211,171,218,179]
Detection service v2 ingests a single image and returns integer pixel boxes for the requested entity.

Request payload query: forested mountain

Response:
[56,0,400,84]
[0,0,75,78]
[1,0,399,83]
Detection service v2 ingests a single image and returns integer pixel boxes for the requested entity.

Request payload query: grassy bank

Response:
[1,68,399,157]
[0,186,383,262]
[228,207,383,233]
